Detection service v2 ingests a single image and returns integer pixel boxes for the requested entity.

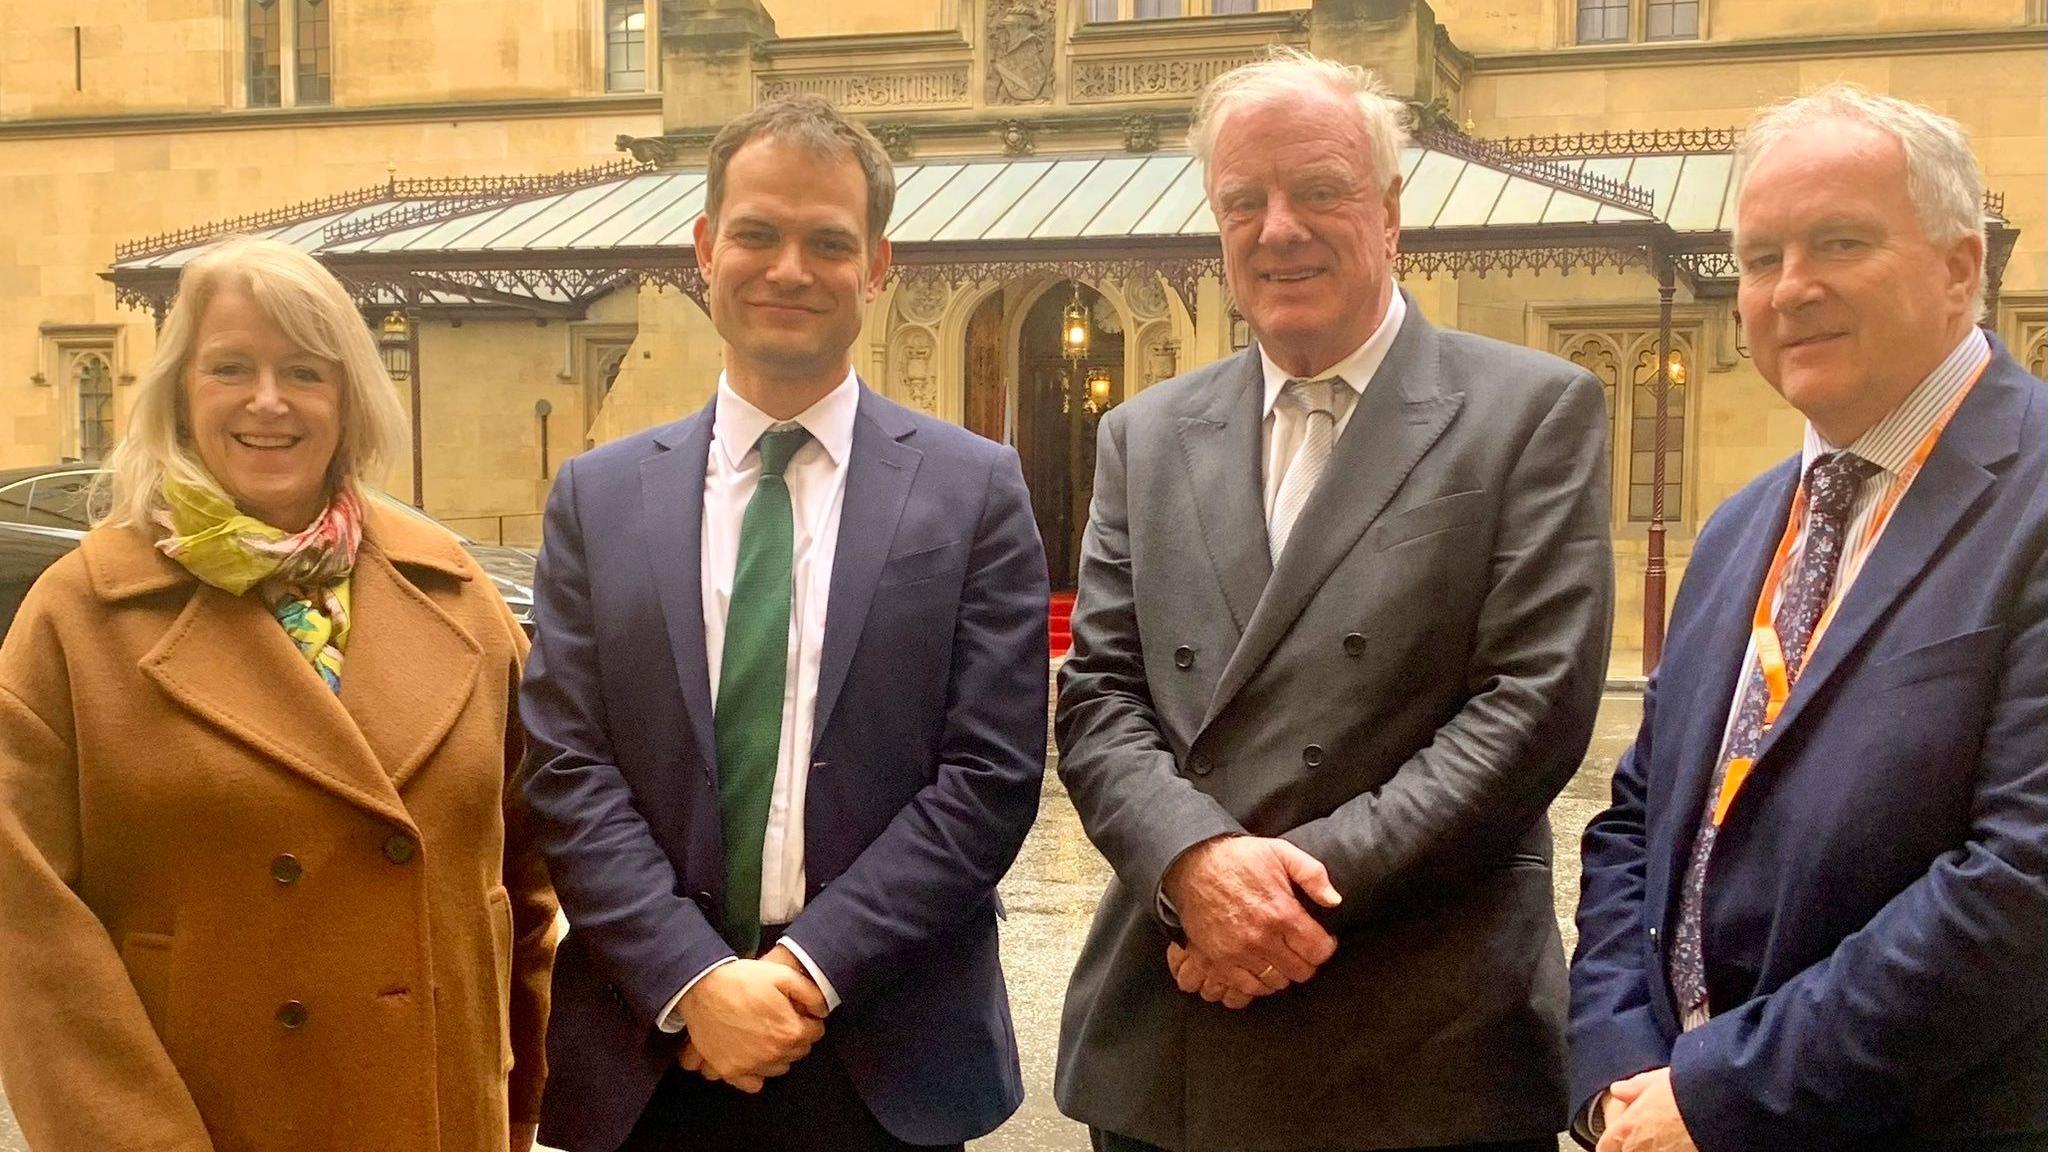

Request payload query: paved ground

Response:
[0,692,1641,1152]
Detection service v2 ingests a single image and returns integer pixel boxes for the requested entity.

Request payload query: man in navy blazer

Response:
[1569,86,2048,1151]
[519,96,1047,1152]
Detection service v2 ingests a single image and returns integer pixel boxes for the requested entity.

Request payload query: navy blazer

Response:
[1569,343,2048,1150]
[519,385,1048,1152]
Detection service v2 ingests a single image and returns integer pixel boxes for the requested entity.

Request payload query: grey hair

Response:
[98,236,409,533]
[1190,46,1411,193]
[1735,83,1987,319]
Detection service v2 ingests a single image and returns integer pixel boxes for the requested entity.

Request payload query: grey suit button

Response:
[1342,632,1367,656]
[1302,745,1325,768]
[1649,926,1661,944]
[276,1000,309,1030]
[1173,645,1195,669]
[270,854,302,885]
[1189,756,1212,777]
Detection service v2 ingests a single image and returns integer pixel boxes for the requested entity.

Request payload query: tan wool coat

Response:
[0,503,556,1152]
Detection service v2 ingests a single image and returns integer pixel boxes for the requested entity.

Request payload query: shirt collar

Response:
[713,368,860,472]
[1259,289,1407,419]
[1802,325,1990,477]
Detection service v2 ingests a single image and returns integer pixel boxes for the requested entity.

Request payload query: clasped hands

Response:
[1161,835,1342,1009]
[675,943,827,1093]
[1597,1067,1698,1152]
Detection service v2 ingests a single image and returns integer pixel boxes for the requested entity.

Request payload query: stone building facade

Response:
[3,0,2043,665]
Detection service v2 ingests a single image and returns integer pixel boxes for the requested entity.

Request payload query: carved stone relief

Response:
[1000,120,1037,156]
[894,278,952,326]
[875,125,915,161]
[1122,114,1160,154]
[755,68,970,109]
[985,0,1054,105]
[1124,275,1168,322]
[614,134,677,166]
[891,326,940,415]
[1138,322,1180,388]
[1071,55,1257,103]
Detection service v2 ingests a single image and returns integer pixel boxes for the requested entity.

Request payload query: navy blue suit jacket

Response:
[1570,344,2048,1151]
[520,385,1047,1151]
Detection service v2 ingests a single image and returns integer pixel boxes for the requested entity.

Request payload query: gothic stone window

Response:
[1575,0,1701,44]
[247,0,282,107]
[246,0,329,107]
[1556,324,1697,527]
[295,0,331,105]
[1087,0,1255,20]
[73,351,116,464]
[605,0,649,93]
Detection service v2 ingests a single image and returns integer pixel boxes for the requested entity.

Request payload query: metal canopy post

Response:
[1644,253,1677,674]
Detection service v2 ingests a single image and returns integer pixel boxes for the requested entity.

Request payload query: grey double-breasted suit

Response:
[1055,297,1615,1151]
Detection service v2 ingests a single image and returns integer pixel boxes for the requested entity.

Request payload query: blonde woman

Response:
[0,237,554,1152]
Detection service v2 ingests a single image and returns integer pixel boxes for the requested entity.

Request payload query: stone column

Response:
[660,0,777,131]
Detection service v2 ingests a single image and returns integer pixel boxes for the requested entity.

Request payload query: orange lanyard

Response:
[1712,361,1985,827]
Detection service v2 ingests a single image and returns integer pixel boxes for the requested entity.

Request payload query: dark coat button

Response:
[1342,632,1367,656]
[1302,744,1325,767]
[270,854,302,885]
[1173,645,1195,669]
[1189,755,1212,777]
[276,1000,308,1030]
[382,833,416,865]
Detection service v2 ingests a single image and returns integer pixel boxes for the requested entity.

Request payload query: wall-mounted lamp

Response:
[1083,366,1115,416]
[1666,349,1687,388]
[1228,307,1251,351]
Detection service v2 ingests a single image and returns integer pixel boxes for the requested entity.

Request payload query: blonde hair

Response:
[99,237,409,532]
[1190,46,1411,193]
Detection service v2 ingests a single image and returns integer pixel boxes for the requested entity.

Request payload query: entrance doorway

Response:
[1012,282,1124,589]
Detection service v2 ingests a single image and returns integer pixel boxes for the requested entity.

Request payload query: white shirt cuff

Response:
[777,936,841,1013]
[658,956,736,1033]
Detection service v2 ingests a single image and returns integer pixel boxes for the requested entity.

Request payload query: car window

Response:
[0,473,98,530]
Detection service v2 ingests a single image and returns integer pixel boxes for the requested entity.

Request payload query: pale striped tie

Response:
[1269,376,1341,563]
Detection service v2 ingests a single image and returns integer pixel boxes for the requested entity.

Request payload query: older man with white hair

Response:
[1054,47,1614,1152]
[1569,85,2048,1152]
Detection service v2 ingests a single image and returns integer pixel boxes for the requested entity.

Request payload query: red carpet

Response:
[1049,591,1076,658]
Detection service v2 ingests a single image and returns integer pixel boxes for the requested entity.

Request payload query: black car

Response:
[0,466,536,641]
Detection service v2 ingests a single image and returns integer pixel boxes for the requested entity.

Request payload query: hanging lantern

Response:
[1061,280,1089,362]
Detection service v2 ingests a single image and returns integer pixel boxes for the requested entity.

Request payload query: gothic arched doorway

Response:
[1013,281,1124,589]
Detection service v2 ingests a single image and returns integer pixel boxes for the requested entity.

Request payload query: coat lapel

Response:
[1204,307,1461,732]
[138,568,412,829]
[1174,347,1271,638]
[337,509,484,792]
[1752,364,2019,764]
[812,386,920,750]
[1651,462,1794,897]
[640,401,721,781]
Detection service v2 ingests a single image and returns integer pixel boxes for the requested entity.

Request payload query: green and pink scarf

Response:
[155,478,364,694]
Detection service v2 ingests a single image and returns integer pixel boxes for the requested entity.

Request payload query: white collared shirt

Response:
[1258,289,1407,526]
[661,368,858,1028]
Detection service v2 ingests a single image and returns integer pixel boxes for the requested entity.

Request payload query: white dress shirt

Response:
[1258,288,1407,527]
[659,369,859,1030]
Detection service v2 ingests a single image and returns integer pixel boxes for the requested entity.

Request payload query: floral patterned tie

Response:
[1669,450,1878,1026]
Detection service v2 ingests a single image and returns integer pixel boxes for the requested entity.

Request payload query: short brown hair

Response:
[703,95,898,245]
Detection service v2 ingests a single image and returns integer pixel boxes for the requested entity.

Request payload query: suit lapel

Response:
[1204,309,1461,731]
[1753,367,2019,764]
[813,386,920,751]
[641,401,721,781]
[336,545,483,792]
[142,582,411,827]
[1651,462,1794,893]
[1174,348,1271,637]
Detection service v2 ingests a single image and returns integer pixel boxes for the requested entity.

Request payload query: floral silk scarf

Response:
[156,478,364,694]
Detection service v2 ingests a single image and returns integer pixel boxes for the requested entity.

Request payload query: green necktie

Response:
[714,425,811,957]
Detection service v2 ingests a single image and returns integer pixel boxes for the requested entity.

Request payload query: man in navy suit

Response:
[1569,85,2048,1151]
[519,95,1048,1152]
